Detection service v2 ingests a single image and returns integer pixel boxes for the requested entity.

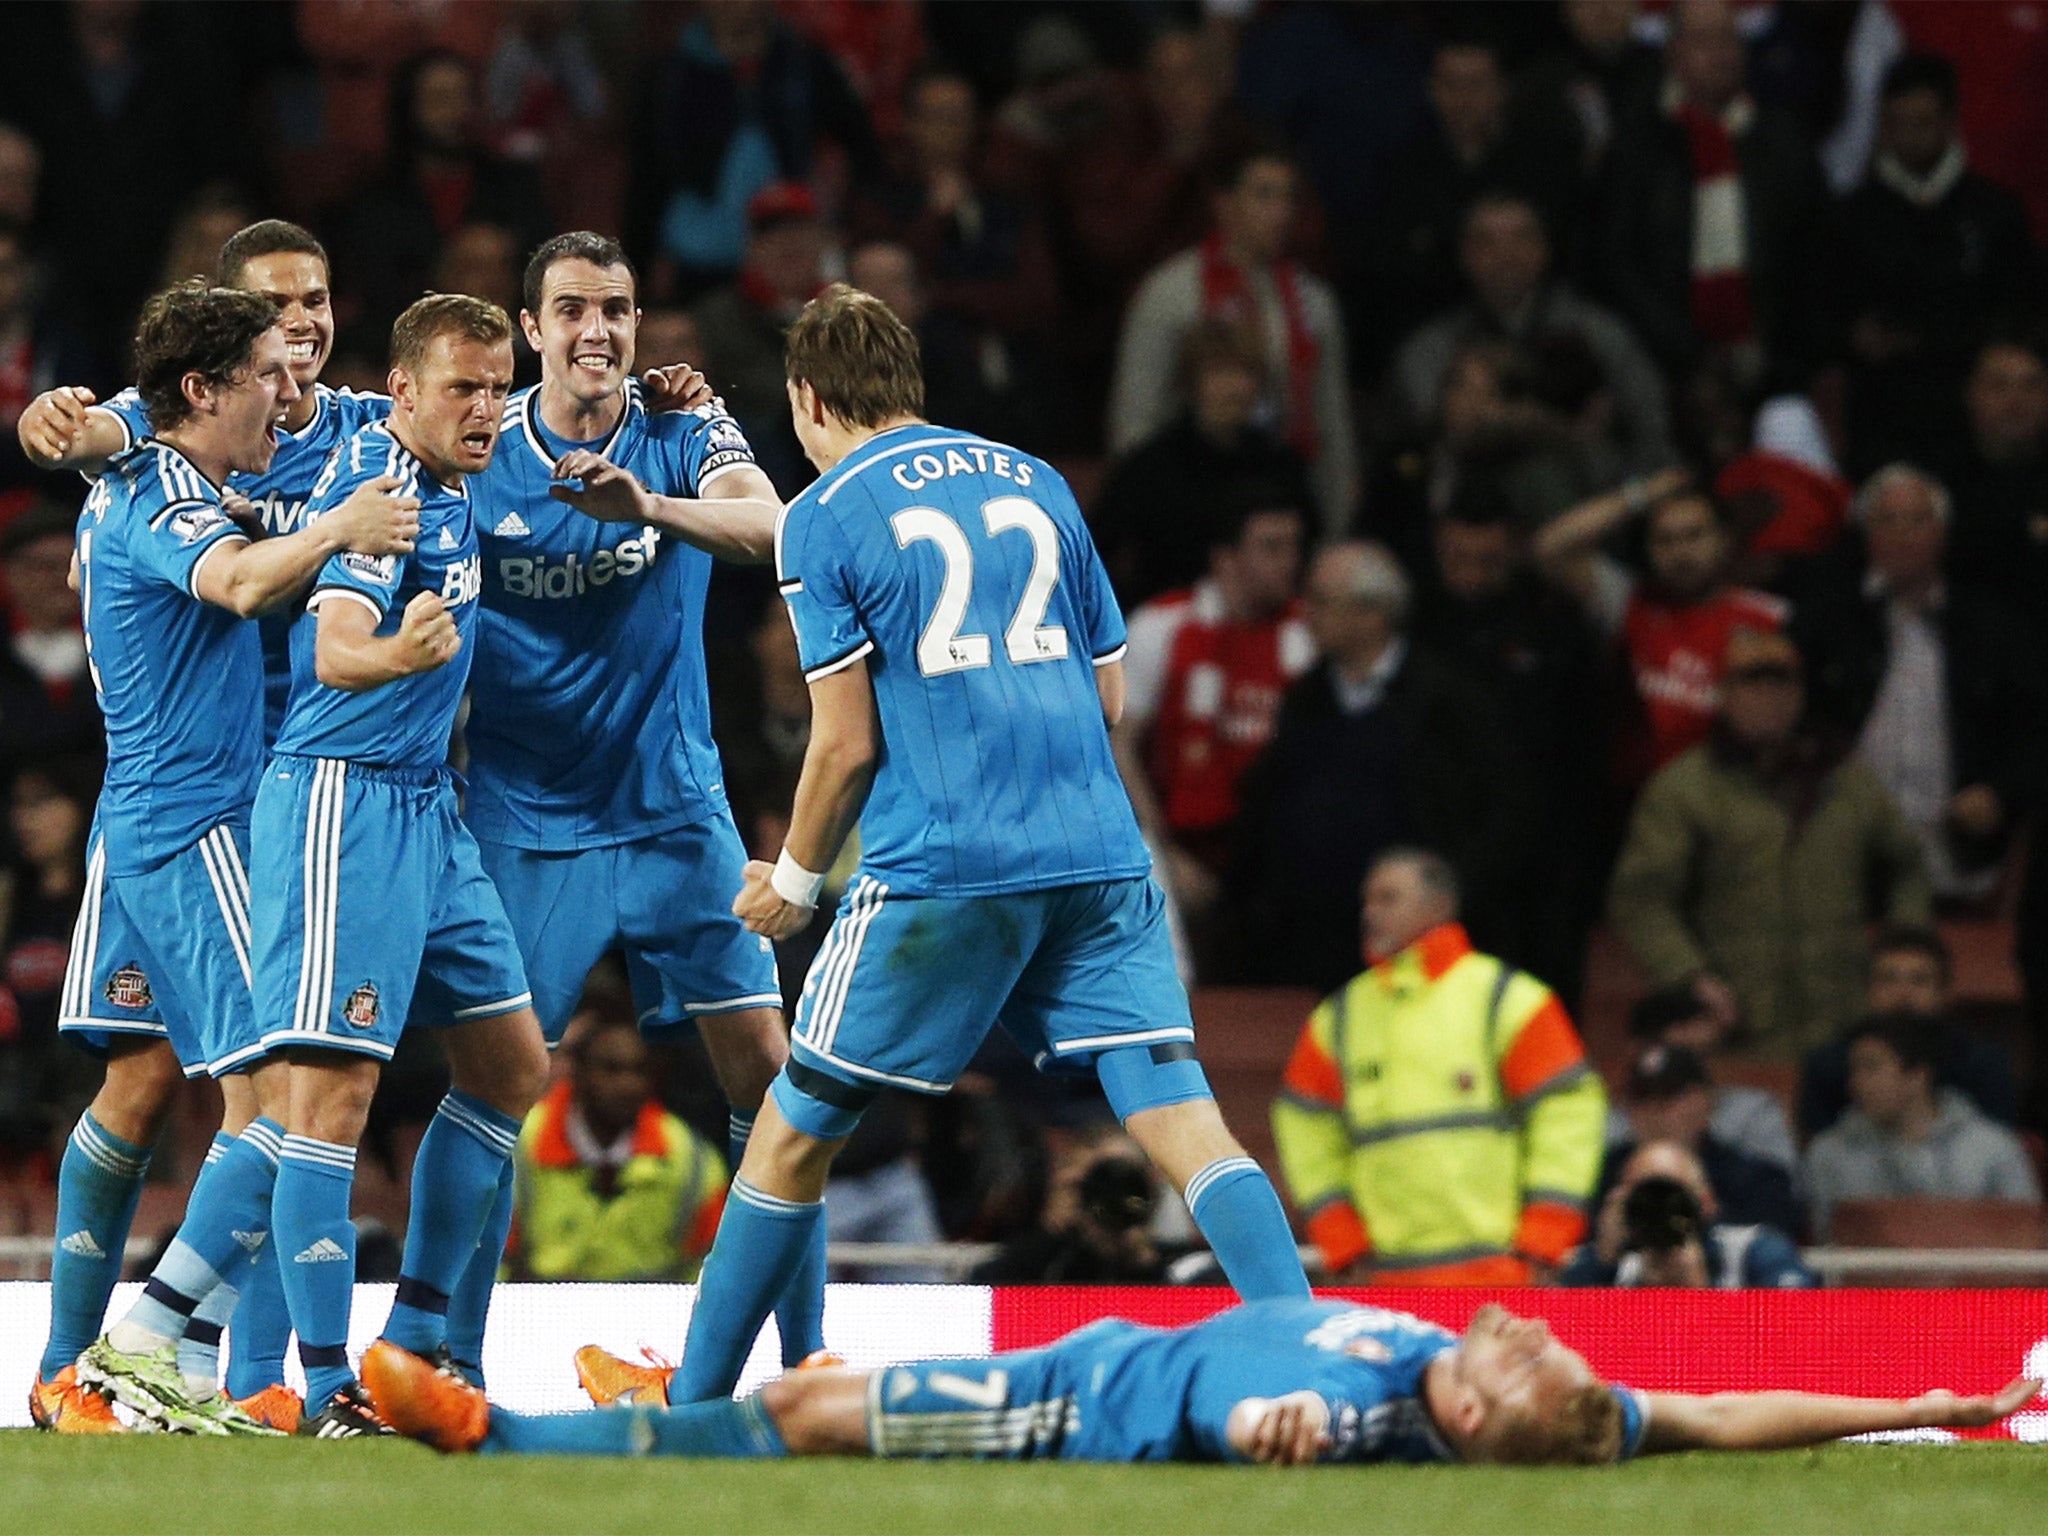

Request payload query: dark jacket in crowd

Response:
[1227,645,1525,991]
[1797,1022,2020,1138]
[1926,441,2048,625]
[1598,1134,1805,1242]
[1558,1218,1815,1288]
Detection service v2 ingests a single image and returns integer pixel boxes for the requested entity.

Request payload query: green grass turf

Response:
[6,1433,2043,1535]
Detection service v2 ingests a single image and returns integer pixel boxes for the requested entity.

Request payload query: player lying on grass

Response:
[362,1298,2037,1466]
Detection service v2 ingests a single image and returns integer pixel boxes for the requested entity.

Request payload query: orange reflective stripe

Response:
[1499,996,1587,1101]
[686,1185,727,1262]
[1305,1201,1370,1272]
[1280,1024,1345,1107]
[1513,1200,1588,1264]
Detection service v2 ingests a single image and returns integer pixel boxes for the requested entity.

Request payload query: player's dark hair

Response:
[1882,51,1959,112]
[390,291,512,373]
[1870,923,1953,984]
[133,280,282,430]
[785,282,924,428]
[522,231,638,317]
[1848,1012,1943,1077]
[214,219,329,288]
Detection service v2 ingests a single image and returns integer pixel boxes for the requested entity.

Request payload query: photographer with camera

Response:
[1560,1139,1815,1289]
[1607,1043,1803,1238]
[974,1125,1174,1285]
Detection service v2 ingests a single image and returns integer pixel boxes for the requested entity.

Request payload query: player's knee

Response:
[93,1039,185,1142]
[1094,1042,1213,1124]
[446,1010,550,1117]
[284,1050,382,1144]
[756,1372,859,1455]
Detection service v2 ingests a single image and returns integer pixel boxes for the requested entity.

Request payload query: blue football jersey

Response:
[272,422,484,770]
[76,440,263,874]
[776,424,1150,896]
[101,384,391,740]
[462,379,757,849]
[1064,1299,1648,1464]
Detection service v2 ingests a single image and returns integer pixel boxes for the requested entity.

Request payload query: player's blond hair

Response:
[784,282,924,429]
[1490,1381,1626,1465]
[390,292,512,374]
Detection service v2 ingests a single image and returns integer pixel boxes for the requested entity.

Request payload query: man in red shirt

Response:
[1114,491,1314,916]
[1536,476,1784,786]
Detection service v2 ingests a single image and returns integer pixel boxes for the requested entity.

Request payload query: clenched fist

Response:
[395,591,461,674]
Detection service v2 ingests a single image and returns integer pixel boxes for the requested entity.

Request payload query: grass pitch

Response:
[7,1433,2041,1534]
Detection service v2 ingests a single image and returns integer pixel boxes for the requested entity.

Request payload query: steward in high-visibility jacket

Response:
[507,1080,728,1282]
[1272,922,1606,1284]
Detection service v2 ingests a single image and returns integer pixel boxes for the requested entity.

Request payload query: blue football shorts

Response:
[475,807,784,1045]
[252,756,531,1062]
[58,820,262,1079]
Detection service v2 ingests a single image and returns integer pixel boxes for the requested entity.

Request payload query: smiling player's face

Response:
[216,324,301,476]
[235,251,334,393]
[393,332,514,482]
[523,258,637,408]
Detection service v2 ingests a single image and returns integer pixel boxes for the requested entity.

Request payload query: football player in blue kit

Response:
[248,294,549,1437]
[363,1296,2041,1465]
[37,283,415,1435]
[453,232,825,1391]
[562,285,1308,1410]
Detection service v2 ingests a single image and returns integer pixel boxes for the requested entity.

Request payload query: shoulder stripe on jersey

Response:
[802,638,874,684]
[815,434,993,506]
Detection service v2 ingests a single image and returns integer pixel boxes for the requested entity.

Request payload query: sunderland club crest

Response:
[105,964,153,1010]
[343,983,381,1029]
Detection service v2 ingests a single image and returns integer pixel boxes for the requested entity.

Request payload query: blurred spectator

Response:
[1605,1043,1802,1235]
[634,306,703,373]
[826,1093,945,1285]
[1109,138,1356,535]
[1929,336,2048,618]
[1560,1139,1814,1288]
[1599,0,1828,386]
[1710,391,1854,568]
[1521,0,1664,185]
[481,0,607,164]
[0,501,100,774]
[436,222,535,386]
[1802,1013,2040,1240]
[0,123,37,228]
[1090,320,1311,608]
[1229,543,1523,990]
[1620,983,1798,1173]
[336,49,550,336]
[629,0,876,300]
[1391,192,1672,479]
[1272,848,1606,1285]
[1835,53,2035,474]
[1795,466,2040,902]
[710,591,809,861]
[1608,627,1932,1060]
[156,182,253,287]
[845,239,1044,457]
[1797,925,2020,1138]
[1536,480,1785,782]
[1409,491,1608,993]
[0,756,96,1155]
[1114,493,1312,927]
[691,183,832,496]
[1365,37,1582,368]
[779,0,927,142]
[973,1124,1169,1285]
[849,67,1056,344]
[505,1014,727,1282]
[0,227,100,510]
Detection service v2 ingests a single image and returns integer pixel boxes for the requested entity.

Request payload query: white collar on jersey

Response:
[517,377,641,475]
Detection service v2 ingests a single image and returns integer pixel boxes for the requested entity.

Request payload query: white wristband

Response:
[769,849,825,909]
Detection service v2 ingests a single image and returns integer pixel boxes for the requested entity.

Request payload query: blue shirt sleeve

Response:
[776,499,873,681]
[97,389,154,457]
[1615,1386,1650,1460]
[678,403,758,492]
[130,494,246,599]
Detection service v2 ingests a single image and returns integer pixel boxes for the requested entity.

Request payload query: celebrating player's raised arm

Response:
[549,449,780,564]
[1638,1378,2040,1454]
[16,386,129,472]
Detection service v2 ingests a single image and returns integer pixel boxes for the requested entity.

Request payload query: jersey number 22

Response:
[892,496,1070,677]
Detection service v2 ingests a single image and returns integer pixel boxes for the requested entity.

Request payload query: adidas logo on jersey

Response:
[231,1229,267,1253]
[59,1230,107,1259]
[494,511,531,537]
[498,530,662,600]
[294,1238,349,1264]
[438,526,458,550]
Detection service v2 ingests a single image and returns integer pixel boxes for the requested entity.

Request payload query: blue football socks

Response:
[671,1179,824,1403]
[443,1160,516,1387]
[273,1134,360,1406]
[483,1396,785,1458]
[223,1225,291,1398]
[729,1110,828,1366]
[1183,1156,1311,1301]
[41,1112,152,1378]
[382,1092,521,1360]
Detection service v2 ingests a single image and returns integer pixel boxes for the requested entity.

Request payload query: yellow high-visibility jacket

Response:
[1272,924,1606,1282]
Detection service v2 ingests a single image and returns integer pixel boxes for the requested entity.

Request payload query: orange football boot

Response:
[795,1350,848,1371]
[29,1367,124,1434]
[361,1340,489,1454]
[574,1344,674,1409]
[233,1384,304,1434]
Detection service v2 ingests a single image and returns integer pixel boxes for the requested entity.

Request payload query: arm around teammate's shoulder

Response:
[194,477,419,618]
[16,388,128,472]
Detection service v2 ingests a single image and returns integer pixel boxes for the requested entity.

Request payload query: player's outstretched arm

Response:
[550,451,780,564]
[17,387,127,472]
[313,591,460,692]
[1638,1379,2040,1455]
[194,481,419,617]
[734,660,878,940]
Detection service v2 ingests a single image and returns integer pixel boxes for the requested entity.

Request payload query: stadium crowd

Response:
[1,0,2046,1290]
